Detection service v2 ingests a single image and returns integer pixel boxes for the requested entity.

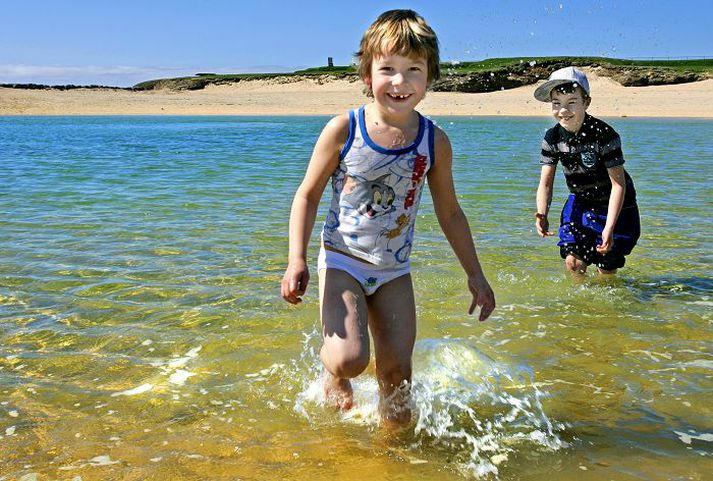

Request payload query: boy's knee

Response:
[565,255,586,274]
[322,347,370,379]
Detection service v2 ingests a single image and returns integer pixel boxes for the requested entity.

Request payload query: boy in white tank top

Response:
[281,9,495,428]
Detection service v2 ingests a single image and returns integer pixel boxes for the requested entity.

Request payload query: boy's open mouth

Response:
[387,93,412,101]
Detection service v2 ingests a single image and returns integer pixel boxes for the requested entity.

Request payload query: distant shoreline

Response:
[2,71,712,118]
[4,56,712,93]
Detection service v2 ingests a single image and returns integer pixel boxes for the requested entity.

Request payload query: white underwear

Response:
[317,248,410,296]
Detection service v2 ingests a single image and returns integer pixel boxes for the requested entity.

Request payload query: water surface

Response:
[1,115,712,480]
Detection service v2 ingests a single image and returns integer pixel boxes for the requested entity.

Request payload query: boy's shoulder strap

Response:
[339,108,358,160]
[424,115,436,166]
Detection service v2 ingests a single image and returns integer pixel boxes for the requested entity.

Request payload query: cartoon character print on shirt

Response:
[342,173,396,219]
[380,152,428,263]
[323,165,347,239]
[380,213,410,252]
[580,150,597,169]
[333,148,429,263]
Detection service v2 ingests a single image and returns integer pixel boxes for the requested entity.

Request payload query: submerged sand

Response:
[1,71,712,117]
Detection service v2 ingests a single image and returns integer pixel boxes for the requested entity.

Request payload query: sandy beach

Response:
[1,71,712,117]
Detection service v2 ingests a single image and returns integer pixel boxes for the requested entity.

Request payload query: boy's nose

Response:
[392,72,405,84]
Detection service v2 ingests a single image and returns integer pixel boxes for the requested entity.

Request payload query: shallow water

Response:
[1,115,712,480]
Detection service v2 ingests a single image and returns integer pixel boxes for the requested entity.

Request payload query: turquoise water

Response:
[1,115,712,480]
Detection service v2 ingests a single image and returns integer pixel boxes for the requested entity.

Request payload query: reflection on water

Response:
[1,116,712,480]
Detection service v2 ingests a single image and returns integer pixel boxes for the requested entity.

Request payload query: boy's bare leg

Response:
[319,268,370,411]
[598,267,617,275]
[367,274,416,428]
[565,254,587,277]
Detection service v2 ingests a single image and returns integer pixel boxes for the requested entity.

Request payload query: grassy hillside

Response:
[4,57,708,92]
[132,56,712,92]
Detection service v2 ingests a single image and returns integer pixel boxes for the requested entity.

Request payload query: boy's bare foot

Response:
[323,372,353,411]
[379,385,411,429]
[380,409,411,430]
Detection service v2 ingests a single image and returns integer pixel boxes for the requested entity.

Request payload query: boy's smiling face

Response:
[550,88,591,133]
[366,53,429,114]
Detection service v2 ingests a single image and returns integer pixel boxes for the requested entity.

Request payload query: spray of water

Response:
[289,331,566,478]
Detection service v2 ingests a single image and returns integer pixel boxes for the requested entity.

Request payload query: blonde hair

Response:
[356,9,440,96]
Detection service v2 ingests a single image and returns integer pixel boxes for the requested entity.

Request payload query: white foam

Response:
[168,370,195,385]
[88,455,119,466]
[675,431,713,445]
[111,383,153,397]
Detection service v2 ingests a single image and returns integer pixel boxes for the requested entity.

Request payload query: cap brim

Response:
[533,79,573,102]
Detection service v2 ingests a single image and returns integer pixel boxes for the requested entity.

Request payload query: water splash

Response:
[289,333,565,478]
[409,339,565,477]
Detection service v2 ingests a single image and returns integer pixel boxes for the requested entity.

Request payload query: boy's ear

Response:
[584,97,592,109]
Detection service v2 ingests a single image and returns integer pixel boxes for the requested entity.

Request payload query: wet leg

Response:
[565,254,587,277]
[319,268,370,410]
[367,274,416,428]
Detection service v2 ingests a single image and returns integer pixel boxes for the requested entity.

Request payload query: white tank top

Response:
[321,106,435,267]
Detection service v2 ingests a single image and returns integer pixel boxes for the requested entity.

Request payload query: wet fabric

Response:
[558,194,641,270]
[317,247,410,296]
[321,106,435,268]
[541,114,637,207]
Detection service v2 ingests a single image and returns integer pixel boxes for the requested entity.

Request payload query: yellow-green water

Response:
[1,116,711,480]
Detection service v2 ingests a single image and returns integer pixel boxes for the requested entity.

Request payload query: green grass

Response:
[133,56,712,89]
[289,57,713,75]
[441,56,713,73]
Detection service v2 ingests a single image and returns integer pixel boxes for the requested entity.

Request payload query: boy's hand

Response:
[535,215,555,237]
[467,274,495,322]
[596,228,614,254]
[281,260,310,304]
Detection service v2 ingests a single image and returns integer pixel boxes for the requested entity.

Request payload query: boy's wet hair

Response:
[552,82,590,100]
[356,9,440,97]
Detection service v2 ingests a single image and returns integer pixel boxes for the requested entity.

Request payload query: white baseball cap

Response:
[534,66,590,102]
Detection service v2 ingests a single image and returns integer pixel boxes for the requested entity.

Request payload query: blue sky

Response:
[1,0,710,87]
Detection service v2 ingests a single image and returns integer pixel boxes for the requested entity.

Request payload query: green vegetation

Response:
[288,57,713,75]
[441,56,713,73]
[131,56,712,91]
[293,65,355,74]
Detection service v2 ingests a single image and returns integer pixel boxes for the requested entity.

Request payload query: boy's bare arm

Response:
[281,115,348,304]
[535,165,556,236]
[597,166,626,254]
[427,128,495,321]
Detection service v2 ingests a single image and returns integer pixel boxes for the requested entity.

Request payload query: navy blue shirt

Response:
[541,114,636,207]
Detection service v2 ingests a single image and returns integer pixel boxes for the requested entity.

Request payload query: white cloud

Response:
[0,64,196,87]
[0,63,297,87]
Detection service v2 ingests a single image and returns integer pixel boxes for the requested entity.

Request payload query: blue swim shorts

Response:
[558,194,641,271]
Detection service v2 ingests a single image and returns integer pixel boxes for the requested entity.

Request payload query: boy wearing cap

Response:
[534,66,640,275]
